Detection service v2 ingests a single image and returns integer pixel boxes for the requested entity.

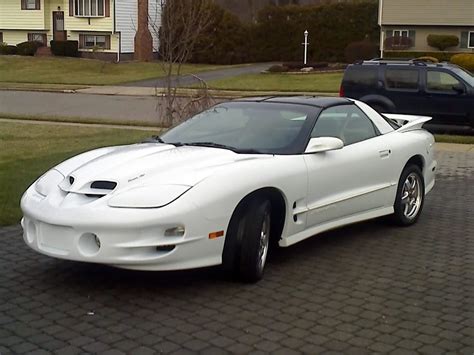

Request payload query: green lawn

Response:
[0,56,239,86]
[0,122,154,226]
[434,134,474,145]
[204,72,344,93]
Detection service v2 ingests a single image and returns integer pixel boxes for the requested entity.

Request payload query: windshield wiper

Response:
[184,142,263,154]
[142,135,165,143]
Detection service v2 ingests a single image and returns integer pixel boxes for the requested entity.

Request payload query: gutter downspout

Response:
[113,0,120,62]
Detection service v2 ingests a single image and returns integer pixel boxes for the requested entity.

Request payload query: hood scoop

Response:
[60,177,118,199]
[85,180,117,198]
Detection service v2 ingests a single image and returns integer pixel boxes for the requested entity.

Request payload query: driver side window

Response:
[311,105,378,145]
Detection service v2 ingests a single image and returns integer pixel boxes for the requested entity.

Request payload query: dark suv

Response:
[340,59,474,133]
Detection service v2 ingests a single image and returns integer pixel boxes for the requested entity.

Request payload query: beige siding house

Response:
[379,0,474,56]
[0,0,160,61]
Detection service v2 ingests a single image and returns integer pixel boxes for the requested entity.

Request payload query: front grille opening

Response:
[90,181,117,190]
[156,245,175,252]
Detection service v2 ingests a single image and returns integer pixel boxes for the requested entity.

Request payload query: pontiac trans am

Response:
[21,97,437,282]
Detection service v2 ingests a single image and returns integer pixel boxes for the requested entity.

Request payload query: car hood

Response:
[55,143,269,193]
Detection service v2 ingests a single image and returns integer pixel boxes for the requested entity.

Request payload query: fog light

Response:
[164,226,185,237]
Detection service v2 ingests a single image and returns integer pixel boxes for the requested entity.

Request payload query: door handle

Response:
[379,149,391,158]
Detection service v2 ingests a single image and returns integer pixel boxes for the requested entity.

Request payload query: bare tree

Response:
[150,0,216,127]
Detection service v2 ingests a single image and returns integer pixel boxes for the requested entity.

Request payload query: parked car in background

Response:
[340,59,474,134]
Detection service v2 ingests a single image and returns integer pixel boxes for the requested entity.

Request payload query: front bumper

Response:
[20,186,226,271]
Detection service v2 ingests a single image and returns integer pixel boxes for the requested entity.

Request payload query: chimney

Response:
[134,0,153,61]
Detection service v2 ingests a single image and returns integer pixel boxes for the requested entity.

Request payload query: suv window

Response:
[385,69,419,90]
[344,67,378,86]
[427,71,462,93]
[312,105,378,145]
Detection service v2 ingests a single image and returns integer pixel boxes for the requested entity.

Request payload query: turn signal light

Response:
[209,230,224,239]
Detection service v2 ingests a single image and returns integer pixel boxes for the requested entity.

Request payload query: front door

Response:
[53,11,66,41]
[304,104,394,228]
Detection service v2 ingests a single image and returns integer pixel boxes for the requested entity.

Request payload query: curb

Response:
[0,85,338,99]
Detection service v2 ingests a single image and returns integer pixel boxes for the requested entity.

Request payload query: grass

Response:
[0,56,240,86]
[0,121,154,226]
[203,72,344,93]
[0,113,159,127]
[435,134,474,144]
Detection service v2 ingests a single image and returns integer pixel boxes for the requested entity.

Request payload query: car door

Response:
[423,69,471,127]
[304,104,394,228]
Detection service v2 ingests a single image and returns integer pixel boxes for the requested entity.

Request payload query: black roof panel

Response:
[235,96,351,108]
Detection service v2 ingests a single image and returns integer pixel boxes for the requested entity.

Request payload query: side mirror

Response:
[305,137,344,154]
[453,83,465,94]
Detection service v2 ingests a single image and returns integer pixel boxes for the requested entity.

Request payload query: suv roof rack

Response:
[357,59,441,66]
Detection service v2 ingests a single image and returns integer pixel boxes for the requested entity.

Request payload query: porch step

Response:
[35,46,52,57]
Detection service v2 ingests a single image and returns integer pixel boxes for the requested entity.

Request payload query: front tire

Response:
[223,197,272,283]
[392,165,425,226]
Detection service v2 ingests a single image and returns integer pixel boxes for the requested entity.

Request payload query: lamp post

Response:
[303,30,309,65]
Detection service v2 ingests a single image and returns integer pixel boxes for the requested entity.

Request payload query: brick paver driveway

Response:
[1,149,473,354]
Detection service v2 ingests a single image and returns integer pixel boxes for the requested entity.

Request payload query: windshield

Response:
[161,102,315,154]
[451,67,474,87]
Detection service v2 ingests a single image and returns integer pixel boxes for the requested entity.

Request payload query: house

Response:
[0,0,160,61]
[379,0,474,57]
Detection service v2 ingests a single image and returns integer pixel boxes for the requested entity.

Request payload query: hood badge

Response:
[128,173,145,183]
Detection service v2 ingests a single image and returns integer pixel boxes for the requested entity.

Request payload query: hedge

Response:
[251,2,379,63]
[16,41,44,56]
[450,54,474,71]
[50,40,79,57]
[179,1,379,64]
[427,34,459,51]
[0,45,18,55]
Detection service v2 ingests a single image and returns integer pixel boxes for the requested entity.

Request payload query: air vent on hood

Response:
[90,181,117,190]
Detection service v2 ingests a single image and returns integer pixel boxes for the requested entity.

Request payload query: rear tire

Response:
[222,197,272,283]
[392,165,425,226]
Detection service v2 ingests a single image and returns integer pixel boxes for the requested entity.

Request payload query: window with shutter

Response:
[469,32,474,49]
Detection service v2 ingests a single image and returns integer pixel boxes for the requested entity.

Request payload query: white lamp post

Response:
[303,30,309,65]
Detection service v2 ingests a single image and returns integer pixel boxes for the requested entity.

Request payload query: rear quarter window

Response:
[343,67,378,86]
[385,69,419,90]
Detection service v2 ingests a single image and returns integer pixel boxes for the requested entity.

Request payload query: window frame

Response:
[74,0,105,17]
[27,33,47,45]
[468,31,474,49]
[311,104,380,146]
[393,29,409,38]
[21,0,41,10]
[425,69,464,95]
[79,34,111,50]
[384,68,420,92]
[0,32,3,44]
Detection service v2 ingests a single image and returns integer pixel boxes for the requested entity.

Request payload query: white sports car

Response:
[21,97,437,282]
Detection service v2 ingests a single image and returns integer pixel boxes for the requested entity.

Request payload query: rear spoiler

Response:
[384,114,432,133]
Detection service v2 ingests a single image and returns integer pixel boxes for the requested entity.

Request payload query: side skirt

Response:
[279,206,394,247]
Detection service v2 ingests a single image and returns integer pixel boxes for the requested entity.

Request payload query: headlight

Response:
[34,169,64,197]
[108,185,192,208]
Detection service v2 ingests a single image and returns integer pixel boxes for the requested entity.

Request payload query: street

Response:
[0,90,163,124]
